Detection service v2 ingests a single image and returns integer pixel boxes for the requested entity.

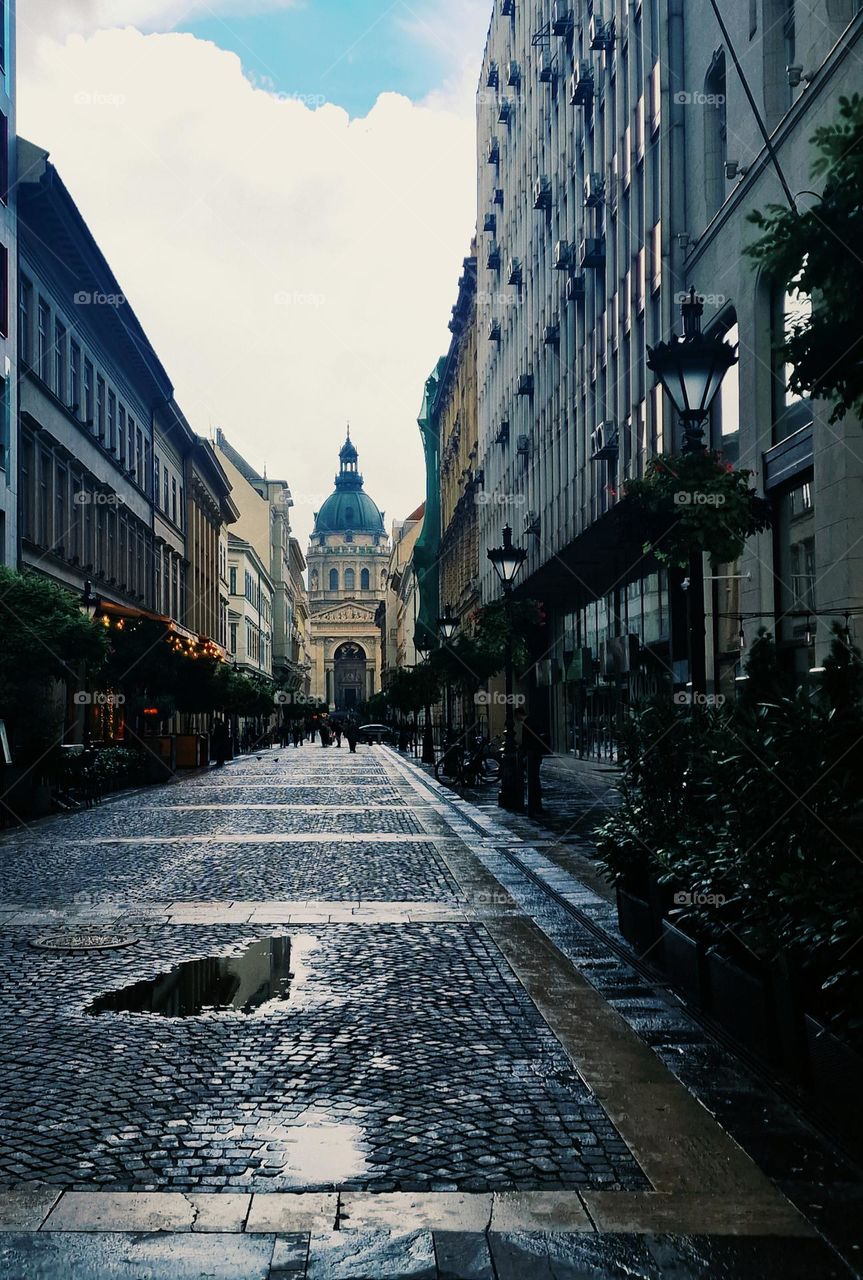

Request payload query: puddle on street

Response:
[87,936,312,1018]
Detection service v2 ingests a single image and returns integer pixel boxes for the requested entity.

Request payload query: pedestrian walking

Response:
[345,720,359,753]
[211,717,230,768]
[518,708,551,817]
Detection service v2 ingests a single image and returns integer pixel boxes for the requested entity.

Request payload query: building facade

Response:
[380,505,425,684]
[214,428,299,686]
[471,0,863,758]
[306,433,390,710]
[226,533,274,678]
[679,0,863,690]
[438,249,482,631]
[17,139,164,615]
[0,0,16,567]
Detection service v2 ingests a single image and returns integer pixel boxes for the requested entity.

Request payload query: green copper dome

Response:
[312,431,385,536]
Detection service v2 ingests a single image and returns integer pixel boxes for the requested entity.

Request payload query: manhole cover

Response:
[32,931,138,952]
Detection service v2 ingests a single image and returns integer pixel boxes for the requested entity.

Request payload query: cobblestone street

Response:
[0,746,858,1278]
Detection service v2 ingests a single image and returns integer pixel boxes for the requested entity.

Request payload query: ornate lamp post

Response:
[487,525,528,810]
[437,606,460,770]
[647,288,737,695]
[414,632,436,765]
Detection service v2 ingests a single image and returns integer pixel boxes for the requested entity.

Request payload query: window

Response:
[70,343,81,414]
[344,567,355,590]
[0,243,7,337]
[704,52,727,215]
[18,278,32,364]
[360,567,370,590]
[53,321,66,398]
[329,567,339,590]
[773,285,813,441]
[0,113,8,205]
[38,301,50,381]
[96,377,106,440]
[84,360,94,424]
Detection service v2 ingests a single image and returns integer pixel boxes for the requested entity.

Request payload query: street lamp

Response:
[647,288,737,695]
[414,632,436,765]
[437,606,460,769]
[647,288,737,453]
[487,525,528,811]
[80,579,100,621]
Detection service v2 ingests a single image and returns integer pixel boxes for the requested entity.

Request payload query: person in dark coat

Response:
[345,720,359,753]
[211,718,230,768]
[518,709,551,817]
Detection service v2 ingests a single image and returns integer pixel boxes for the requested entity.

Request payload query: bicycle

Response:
[435,733,501,787]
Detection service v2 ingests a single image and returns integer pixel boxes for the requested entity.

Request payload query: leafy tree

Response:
[0,567,106,760]
[747,94,863,423]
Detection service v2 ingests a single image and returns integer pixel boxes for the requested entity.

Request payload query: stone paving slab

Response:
[246,1195,338,1233]
[0,1189,59,1231]
[0,1230,275,1279]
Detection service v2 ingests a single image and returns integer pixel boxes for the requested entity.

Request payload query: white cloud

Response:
[18,25,479,548]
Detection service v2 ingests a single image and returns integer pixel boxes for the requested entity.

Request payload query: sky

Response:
[18,0,490,547]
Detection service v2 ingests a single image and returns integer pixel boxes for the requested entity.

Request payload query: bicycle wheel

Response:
[479,752,501,780]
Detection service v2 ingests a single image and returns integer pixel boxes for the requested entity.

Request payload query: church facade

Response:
[306,433,390,711]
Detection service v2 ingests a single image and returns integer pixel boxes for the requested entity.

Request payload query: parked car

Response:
[358,723,395,745]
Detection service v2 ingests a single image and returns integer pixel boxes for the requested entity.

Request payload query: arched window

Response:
[360,568,370,590]
[344,567,355,590]
[703,51,727,216]
[329,567,339,591]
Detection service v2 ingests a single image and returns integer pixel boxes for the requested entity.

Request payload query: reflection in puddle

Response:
[87,936,306,1017]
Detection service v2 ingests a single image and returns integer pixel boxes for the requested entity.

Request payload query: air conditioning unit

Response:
[551,2,574,36]
[543,323,560,346]
[590,421,619,461]
[487,317,502,342]
[487,137,500,164]
[493,187,504,207]
[580,236,606,269]
[524,510,541,537]
[533,175,552,209]
[498,98,513,124]
[516,433,531,456]
[487,61,499,88]
[486,243,501,271]
[538,50,556,83]
[584,172,605,207]
[589,15,615,51]
[507,59,521,86]
[565,274,586,302]
[517,373,534,396]
[497,419,510,444]
[570,60,595,106]
[554,239,572,270]
[483,212,496,233]
[507,257,522,285]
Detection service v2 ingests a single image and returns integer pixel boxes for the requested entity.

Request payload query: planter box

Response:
[705,950,773,1060]
[804,1016,863,1145]
[662,920,706,1008]
[616,887,661,958]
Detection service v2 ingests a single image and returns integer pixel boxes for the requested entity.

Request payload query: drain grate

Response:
[31,930,138,952]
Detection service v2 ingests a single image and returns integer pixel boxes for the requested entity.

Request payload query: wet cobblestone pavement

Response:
[0,744,858,1278]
